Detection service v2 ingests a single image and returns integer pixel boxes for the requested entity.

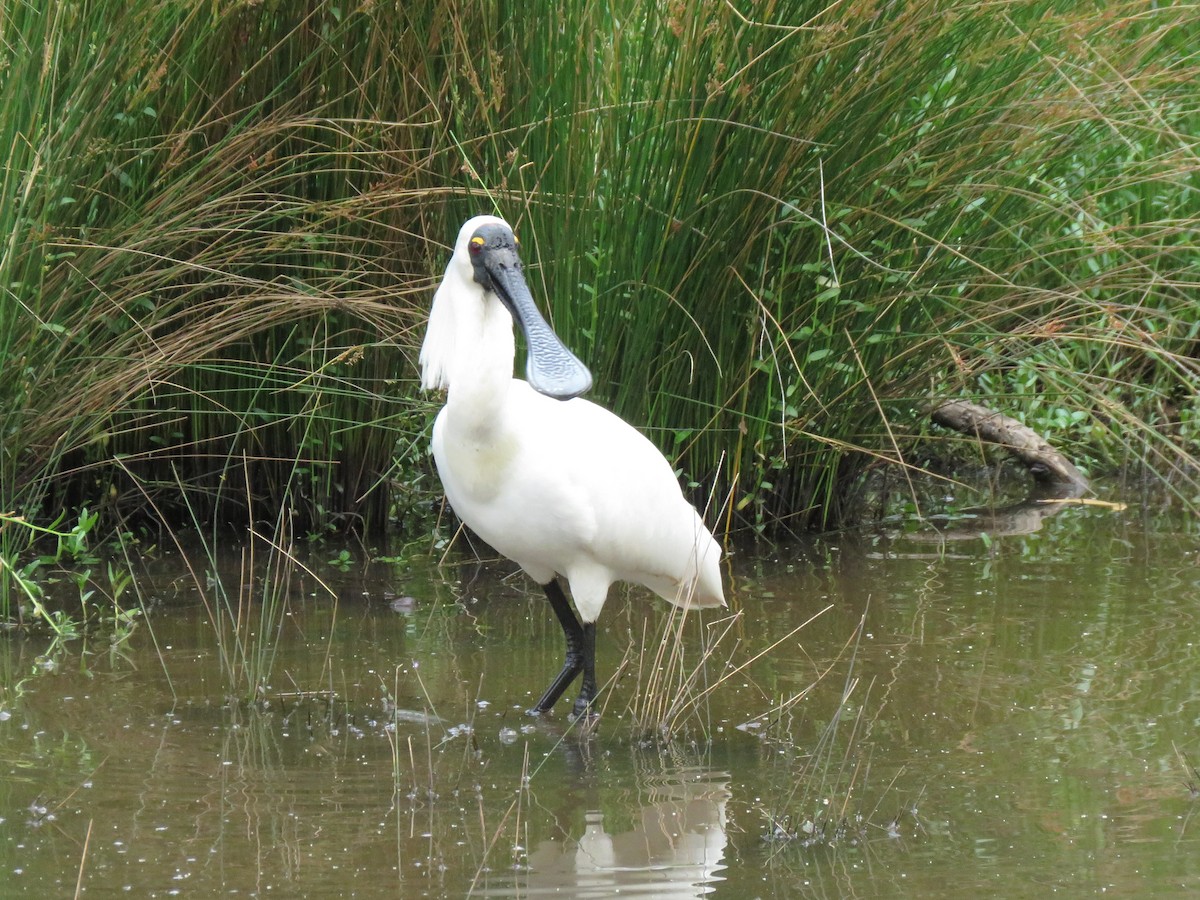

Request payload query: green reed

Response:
[457,0,1199,529]
[1,1,434,537]
[1,0,1196,554]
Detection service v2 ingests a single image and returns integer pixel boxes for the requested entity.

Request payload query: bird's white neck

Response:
[441,295,517,436]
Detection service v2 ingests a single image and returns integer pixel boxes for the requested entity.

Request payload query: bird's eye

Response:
[469,236,485,255]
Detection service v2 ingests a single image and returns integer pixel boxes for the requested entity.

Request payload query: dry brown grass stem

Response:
[626,600,834,741]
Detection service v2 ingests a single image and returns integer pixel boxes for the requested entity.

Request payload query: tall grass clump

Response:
[446,0,1198,528]
[2,0,1196,556]
[1,2,440,541]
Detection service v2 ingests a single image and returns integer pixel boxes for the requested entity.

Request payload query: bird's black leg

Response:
[570,622,598,722]
[527,580,584,715]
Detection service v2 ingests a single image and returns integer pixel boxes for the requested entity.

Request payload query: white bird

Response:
[420,215,725,720]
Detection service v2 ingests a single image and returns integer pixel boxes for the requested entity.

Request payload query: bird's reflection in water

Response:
[499,775,729,898]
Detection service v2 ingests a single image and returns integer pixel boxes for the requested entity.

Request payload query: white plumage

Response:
[420,215,724,718]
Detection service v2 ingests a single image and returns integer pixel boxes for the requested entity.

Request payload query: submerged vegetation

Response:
[0,0,1196,581]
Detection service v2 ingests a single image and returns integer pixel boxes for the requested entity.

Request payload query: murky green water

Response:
[2,496,1199,897]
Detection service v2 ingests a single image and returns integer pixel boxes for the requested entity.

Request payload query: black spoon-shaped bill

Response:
[476,242,592,400]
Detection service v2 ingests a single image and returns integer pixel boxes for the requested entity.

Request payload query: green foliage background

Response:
[1,0,1196,541]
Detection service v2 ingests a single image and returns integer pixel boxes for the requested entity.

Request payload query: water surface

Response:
[2,496,1199,896]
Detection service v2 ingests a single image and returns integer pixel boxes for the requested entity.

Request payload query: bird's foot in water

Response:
[569,698,599,724]
[522,701,598,725]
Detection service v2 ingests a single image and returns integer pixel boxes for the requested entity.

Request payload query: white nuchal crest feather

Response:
[418,281,457,391]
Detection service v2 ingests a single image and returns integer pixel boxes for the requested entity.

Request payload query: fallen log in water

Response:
[930,399,1089,497]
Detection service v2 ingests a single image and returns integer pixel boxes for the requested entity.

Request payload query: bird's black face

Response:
[466,221,593,401]
[467,222,520,294]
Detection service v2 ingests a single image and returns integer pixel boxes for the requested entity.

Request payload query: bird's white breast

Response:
[432,380,721,615]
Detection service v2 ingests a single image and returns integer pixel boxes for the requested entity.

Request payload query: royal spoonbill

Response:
[420,215,725,719]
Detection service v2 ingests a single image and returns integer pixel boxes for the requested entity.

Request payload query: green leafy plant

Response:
[0,508,137,635]
[326,549,353,572]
